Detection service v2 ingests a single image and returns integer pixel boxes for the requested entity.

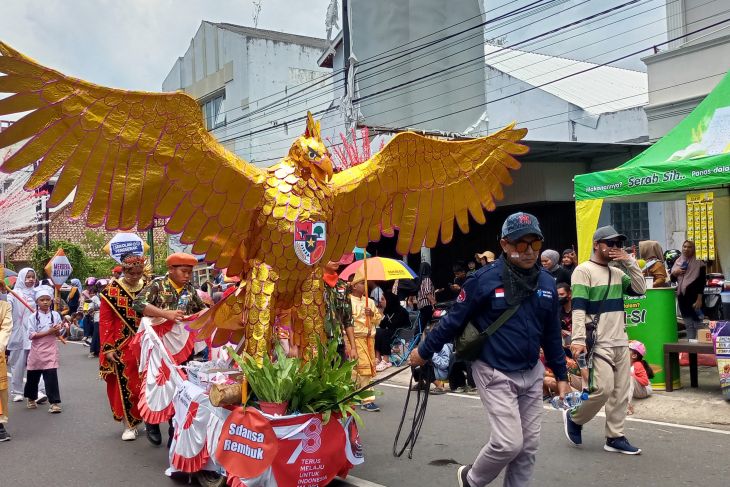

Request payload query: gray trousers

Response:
[7,349,45,396]
[467,360,544,487]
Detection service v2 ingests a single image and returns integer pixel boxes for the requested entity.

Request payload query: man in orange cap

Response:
[132,252,206,446]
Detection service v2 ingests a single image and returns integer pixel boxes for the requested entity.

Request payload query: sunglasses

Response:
[510,239,543,252]
[600,240,622,248]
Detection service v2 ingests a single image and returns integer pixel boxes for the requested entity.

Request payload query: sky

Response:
[0,0,668,96]
[0,0,332,91]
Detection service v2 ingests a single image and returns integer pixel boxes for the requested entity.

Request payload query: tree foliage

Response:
[31,240,92,281]
[81,230,118,278]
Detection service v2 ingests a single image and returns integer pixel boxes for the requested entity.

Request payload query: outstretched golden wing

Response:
[326,125,528,258]
[0,42,266,273]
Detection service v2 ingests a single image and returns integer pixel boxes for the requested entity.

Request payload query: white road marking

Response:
[380,382,730,436]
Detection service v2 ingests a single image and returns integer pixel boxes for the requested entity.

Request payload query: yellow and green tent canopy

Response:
[574,70,730,261]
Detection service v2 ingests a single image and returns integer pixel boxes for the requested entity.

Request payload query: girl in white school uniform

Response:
[24,286,64,413]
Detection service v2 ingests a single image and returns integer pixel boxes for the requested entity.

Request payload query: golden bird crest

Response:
[0,42,528,360]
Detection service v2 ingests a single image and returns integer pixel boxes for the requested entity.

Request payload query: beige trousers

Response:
[571,346,631,438]
[0,389,7,424]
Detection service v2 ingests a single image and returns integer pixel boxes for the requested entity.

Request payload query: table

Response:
[663,342,715,392]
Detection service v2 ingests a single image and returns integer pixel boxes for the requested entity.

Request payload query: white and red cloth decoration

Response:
[137,318,187,424]
[169,381,213,473]
[146,316,196,364]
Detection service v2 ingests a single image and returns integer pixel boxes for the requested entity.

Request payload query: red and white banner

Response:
[161,381,362,486]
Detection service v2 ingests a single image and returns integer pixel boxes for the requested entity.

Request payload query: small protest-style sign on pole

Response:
[104,233,148,263]
[44,248,72,344]
[45,248,73,288]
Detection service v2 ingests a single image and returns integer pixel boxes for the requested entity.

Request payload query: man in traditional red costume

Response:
[99,253,147,441]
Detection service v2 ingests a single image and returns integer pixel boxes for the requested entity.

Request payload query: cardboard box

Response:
[698,328,713,344]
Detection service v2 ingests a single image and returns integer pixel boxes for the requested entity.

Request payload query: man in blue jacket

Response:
[410,212,569,487]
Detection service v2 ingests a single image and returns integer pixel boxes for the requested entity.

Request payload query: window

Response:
[202,93,225,130]
[610,202,650,246]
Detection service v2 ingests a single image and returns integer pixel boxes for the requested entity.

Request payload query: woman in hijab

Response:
[540,249,572,285]
[6,268,42,402]
[671,240,706,339]
[66,279,83,314]
[639,240,668,287]
[375,290,410,372]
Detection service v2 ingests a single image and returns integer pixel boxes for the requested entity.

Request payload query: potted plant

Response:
[228,345,297,416]
[288,338,375,425]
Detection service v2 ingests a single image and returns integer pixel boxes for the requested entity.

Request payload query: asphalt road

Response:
[2,344,729,487]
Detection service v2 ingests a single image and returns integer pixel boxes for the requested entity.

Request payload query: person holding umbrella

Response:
[349,267,382,412]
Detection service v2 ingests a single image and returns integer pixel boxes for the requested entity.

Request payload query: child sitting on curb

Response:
[627,340,653,415]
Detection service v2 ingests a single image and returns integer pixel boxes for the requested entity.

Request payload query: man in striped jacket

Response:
[563,225,646,455]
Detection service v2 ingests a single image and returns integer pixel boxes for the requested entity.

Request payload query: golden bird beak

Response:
[314,155,334,182]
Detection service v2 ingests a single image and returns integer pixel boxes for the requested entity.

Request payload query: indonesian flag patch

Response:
[494,288,505,298]
[457,288,467,303]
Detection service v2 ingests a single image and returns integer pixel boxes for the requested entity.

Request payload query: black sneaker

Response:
[562,408,582,446]
[604,436,641,455]
[457,464,472,487]
[0,424,11,442]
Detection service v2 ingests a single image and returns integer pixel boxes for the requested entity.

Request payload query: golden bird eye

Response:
[308,148,320,160]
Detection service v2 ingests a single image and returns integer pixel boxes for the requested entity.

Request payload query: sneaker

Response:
[122,427,138,441]
[604,436,641,455]
[377,361,393,372]
[0,424,11,442]
[82,340,90,347]
[562,409,582,446]
[12,394,23,403]
[360,402,380,412]
[36,393,48,404]
[454,386,467,394]
[48,404,62,414]
[430,387,447,395]
[457,464,472,487]
[27,399,37,409]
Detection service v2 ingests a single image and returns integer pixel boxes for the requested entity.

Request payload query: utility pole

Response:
[147,228,155,270]
[342,0,350,95]
[44,182,52,249]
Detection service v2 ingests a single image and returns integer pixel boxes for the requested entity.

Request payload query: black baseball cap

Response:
[501,212,543,241]
[592,225,627,242]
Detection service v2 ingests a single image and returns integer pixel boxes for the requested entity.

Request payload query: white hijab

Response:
[7,267,37,350]
[14,267,38,302]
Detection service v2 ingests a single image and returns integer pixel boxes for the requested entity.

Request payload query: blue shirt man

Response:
[410,212,568,487]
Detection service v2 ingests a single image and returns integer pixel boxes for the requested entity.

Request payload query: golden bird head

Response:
[288,112,333,182]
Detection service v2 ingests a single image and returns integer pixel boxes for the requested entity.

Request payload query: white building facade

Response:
[162,22,331,166]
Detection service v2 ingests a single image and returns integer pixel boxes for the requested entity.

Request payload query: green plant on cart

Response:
[288,338,375,426]
[227,339,374,425]
[227,344,297,405]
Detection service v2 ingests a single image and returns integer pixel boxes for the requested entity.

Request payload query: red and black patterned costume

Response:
[99,279,144,426]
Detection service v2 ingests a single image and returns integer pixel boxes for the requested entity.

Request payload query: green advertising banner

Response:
[575,70,730,201]
[575,155,730,200]
[625,288,680,390]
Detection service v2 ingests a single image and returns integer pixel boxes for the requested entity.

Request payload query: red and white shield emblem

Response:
[294,220,326,265]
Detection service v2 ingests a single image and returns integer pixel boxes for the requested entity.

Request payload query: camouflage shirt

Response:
[132,275,206,316]
[324,278,353,344]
